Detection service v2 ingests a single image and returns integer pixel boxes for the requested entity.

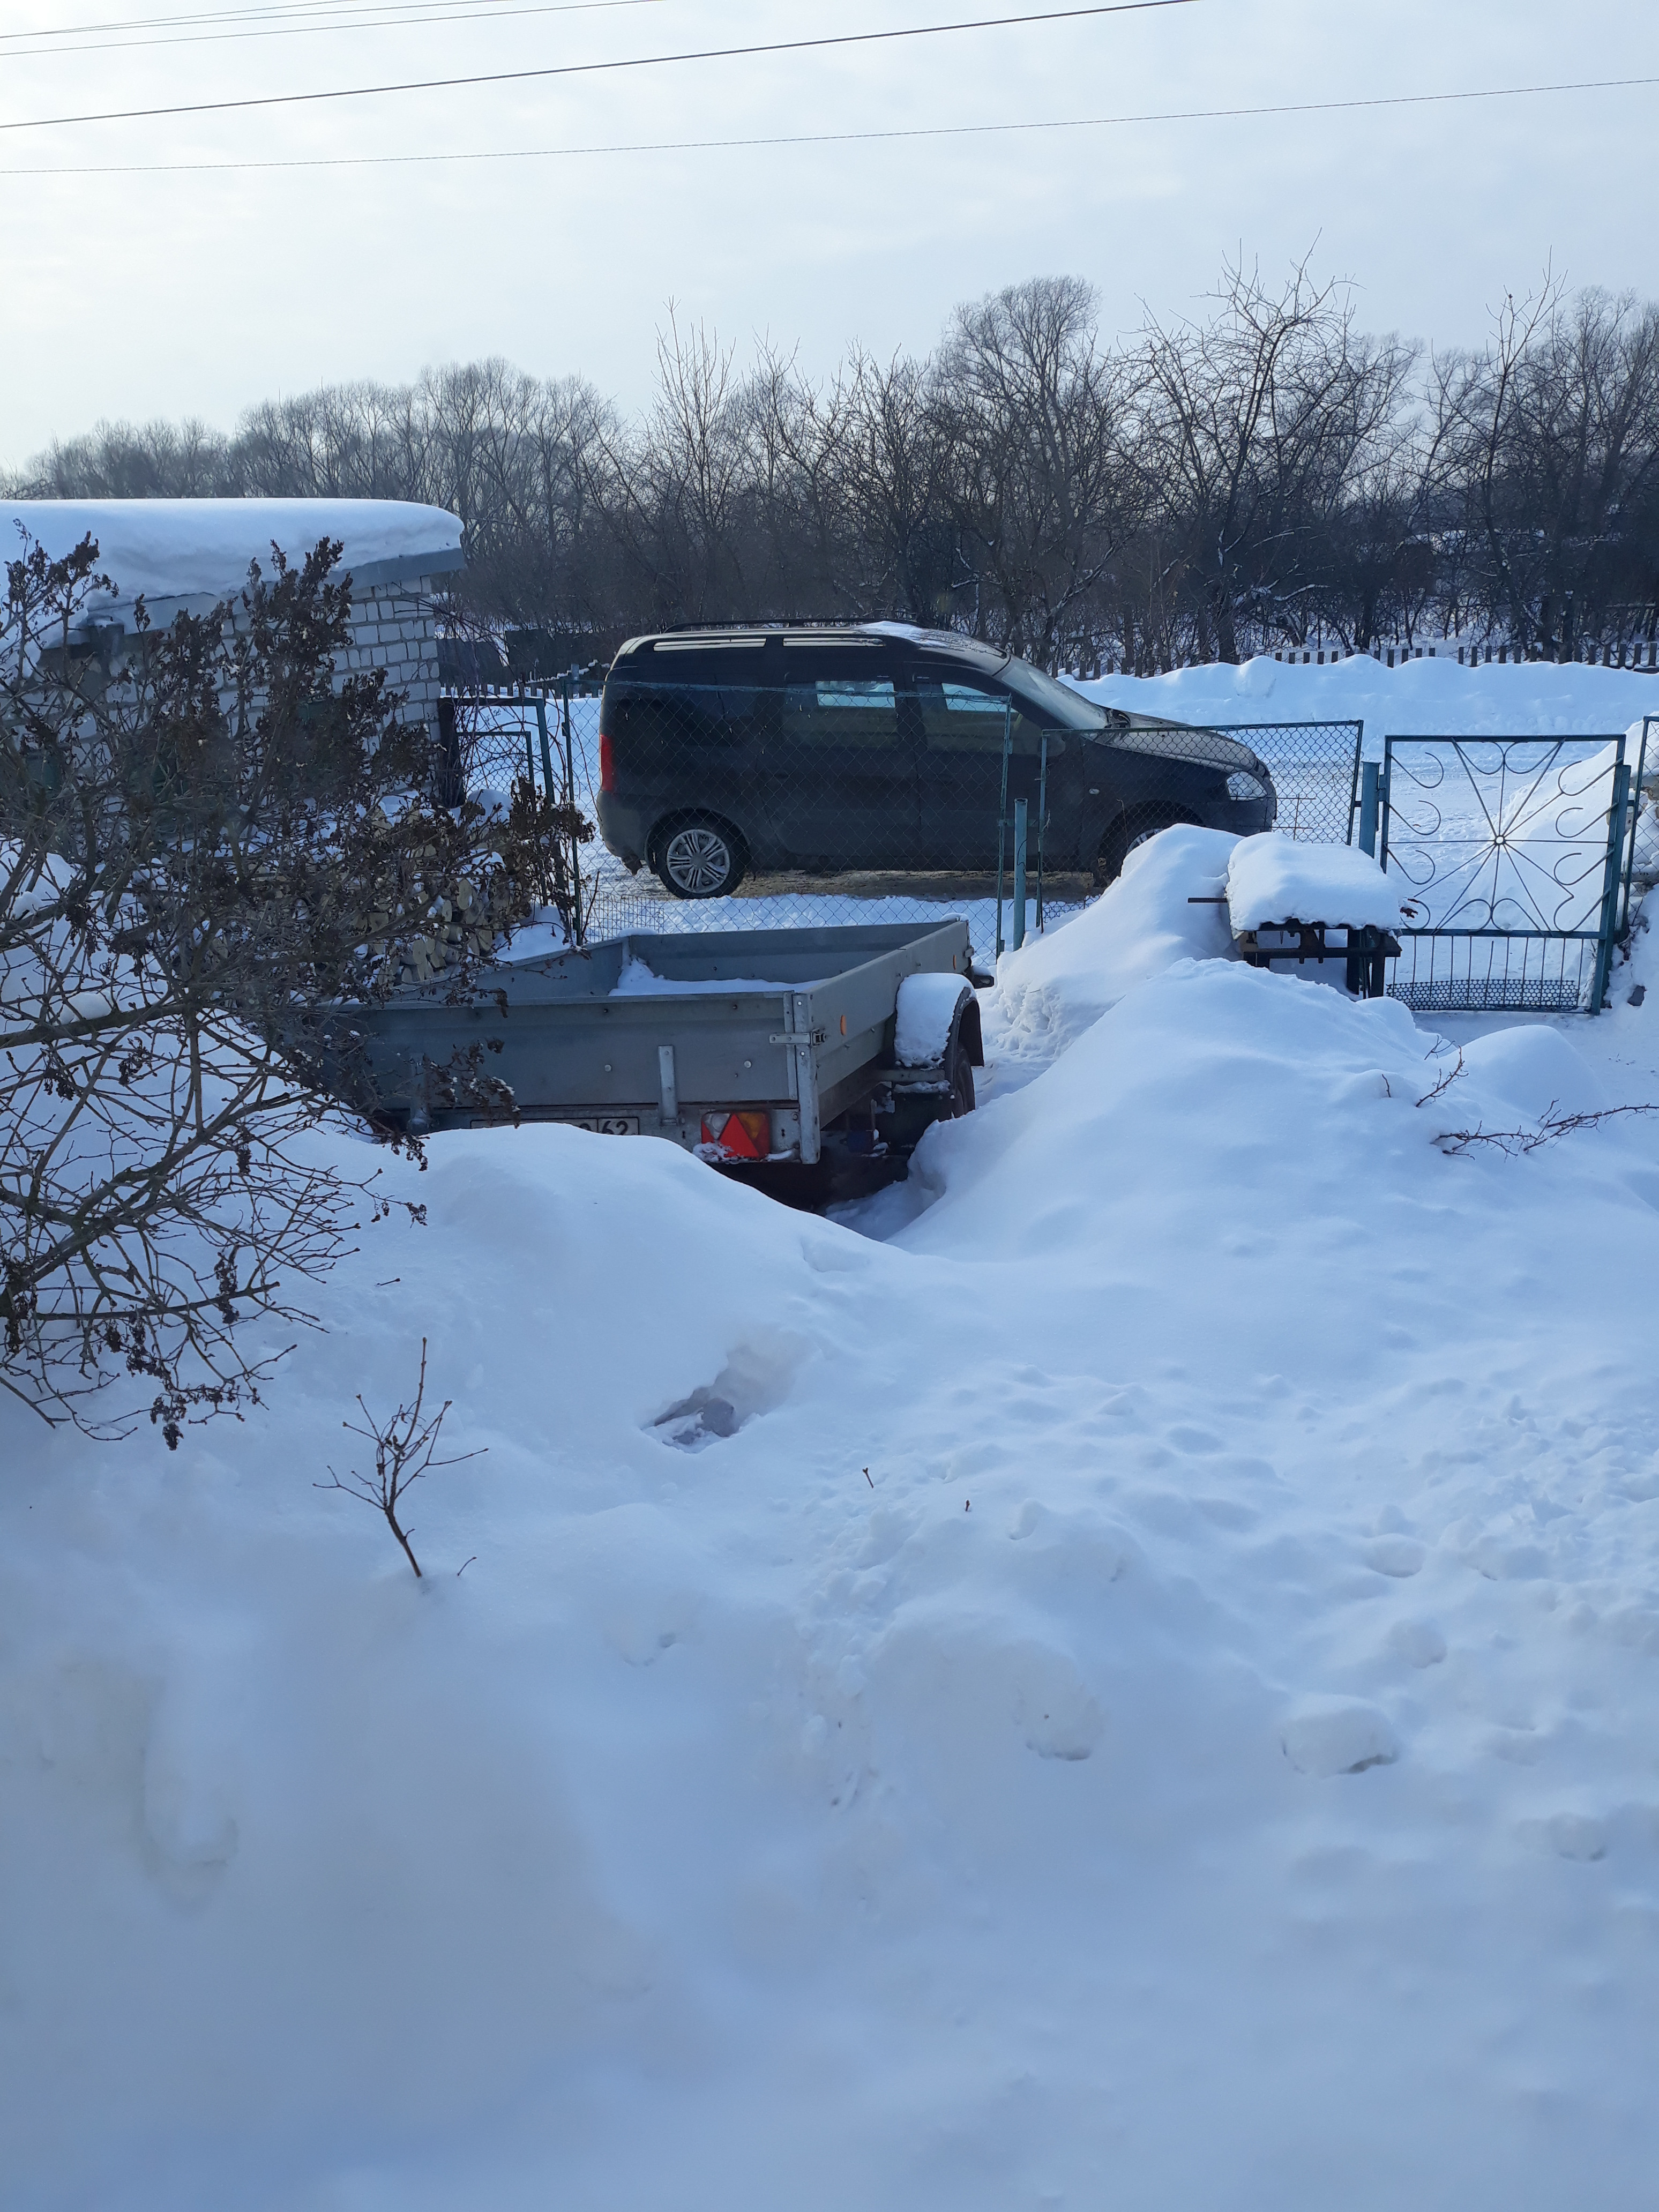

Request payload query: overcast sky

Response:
[1,0,1653,468]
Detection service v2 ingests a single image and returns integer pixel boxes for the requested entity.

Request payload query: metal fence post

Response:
[534,693,556,796]
[1621,715,1655,938]
[1378,740,1395,872]
[562,676,586,946]
[1358,760,1381,856]
[1012,798,1028,950]
[1592,756,1633,1012]
[1036,734,1049,933]
[995,700,1012,959]
[1345,720,1365,844]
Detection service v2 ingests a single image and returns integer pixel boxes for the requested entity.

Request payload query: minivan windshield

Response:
[1000,657,1109,732]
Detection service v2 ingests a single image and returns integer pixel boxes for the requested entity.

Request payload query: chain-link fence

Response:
[1209,721,1364,847]
[444,678,1362,967]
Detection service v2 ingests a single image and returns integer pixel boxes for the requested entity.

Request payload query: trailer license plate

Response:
[571,1115,640,1135]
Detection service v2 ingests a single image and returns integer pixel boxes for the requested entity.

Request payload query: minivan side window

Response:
[782,676,901,750]
[913,676,1059,757]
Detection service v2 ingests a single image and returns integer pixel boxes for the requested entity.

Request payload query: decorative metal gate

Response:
[1379,730,1648,1013]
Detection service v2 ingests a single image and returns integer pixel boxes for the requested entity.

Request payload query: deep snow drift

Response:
[1075,648,1659,744]
[6,833,1659,2207]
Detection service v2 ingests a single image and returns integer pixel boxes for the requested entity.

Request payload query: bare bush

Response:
[1434,1103,1657,1157]
[0,531,547,1437]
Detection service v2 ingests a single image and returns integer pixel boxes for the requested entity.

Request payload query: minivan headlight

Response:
[1227,771,1268,802]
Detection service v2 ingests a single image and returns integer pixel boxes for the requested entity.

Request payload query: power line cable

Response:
[0,0,1201,132]
[4,0,675,63]
[0,69,1650,174]
[0,0,552,35]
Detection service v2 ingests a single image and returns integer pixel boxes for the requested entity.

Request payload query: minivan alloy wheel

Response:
[656,816,746,899]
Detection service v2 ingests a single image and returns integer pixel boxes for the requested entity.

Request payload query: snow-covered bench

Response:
[1221,833,1414,998]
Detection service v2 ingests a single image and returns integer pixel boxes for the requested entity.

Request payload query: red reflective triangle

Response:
[722,1111,766,1160]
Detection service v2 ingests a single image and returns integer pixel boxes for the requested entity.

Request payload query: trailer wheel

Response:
[941,993,981,1117]
[943,1031,976,1117]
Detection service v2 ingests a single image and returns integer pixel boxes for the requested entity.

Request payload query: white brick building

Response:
[3,498,462,737]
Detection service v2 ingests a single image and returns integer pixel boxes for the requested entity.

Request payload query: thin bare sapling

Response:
[316,1337,481,1578]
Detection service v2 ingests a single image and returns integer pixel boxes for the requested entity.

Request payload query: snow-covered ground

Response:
[7,666,1659,2210]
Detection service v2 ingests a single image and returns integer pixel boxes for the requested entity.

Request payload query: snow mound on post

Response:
[1225,832,1411,933]
[991,823,1239,1053]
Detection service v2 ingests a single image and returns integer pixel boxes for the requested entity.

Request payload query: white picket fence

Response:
[1097,639,1659,676]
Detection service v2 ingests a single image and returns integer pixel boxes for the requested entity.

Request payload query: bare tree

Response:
[939,275,1142,668]
[833,345,961,624]
[1135,255,1417,661]
[1434,279,1659,656]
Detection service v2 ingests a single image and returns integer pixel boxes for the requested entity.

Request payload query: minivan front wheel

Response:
[1094,803,1196,887]
[654,814,748,899]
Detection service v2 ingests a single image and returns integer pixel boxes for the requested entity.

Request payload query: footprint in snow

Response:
[1516,1811,1608,1863]
[655,1391,741,1448]
[1364,1535,1427,1578]
[1387,1618,1447,1667]
[1280,1697,1400,1776]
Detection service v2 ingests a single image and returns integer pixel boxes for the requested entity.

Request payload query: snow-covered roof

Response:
[1,498,464,627]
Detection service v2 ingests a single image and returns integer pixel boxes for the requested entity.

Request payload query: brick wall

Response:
[339,574,443,731]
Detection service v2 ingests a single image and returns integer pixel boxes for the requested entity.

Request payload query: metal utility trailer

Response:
[337,920,982,1190]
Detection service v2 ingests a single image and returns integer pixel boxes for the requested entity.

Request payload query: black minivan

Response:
[596,624,1276,898]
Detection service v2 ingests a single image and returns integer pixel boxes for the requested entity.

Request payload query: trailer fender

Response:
[894,973,983,1071]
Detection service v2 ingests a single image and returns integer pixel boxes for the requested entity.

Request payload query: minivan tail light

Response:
[600,731,616,791]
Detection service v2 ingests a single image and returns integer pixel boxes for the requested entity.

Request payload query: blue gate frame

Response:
[1378,729,1648,1013]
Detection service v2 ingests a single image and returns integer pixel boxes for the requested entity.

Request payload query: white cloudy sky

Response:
[0,0,1653,466]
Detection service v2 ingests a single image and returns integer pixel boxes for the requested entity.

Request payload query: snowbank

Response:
[1073,649,1659,742]
[1225,829,1413,932]
[8,832,1659,2207]
[988,821,1238,1060]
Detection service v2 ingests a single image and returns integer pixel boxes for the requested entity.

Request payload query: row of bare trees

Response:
[13,259,1659,672]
